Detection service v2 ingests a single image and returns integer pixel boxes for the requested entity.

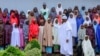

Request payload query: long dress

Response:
[43,21,53,47]
[0,20,4,47]
[23,20,29,43]
[76,16,84,31]
[68,16,77,37]
[53,19,60,45]
[43,21,53,53]
[78,27,86,46]
[19,28,24,47]
[58,21,73,56]
[38,26,44,48]
[93,24,98,46]
[82,39,95,56]
[96,24,100,52]
[11,24,20,47]
[4,24,12,45]
[29,20,39,41]
[86,26,95,47]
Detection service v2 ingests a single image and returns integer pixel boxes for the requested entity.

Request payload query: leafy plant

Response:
[0,50,5,56]
[2,46,25,56]
[24,39,41,52]
[25,48,41,56]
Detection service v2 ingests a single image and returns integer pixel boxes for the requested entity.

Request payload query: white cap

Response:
[62,15,67,19]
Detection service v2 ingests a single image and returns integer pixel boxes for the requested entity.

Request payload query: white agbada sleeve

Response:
[65,22,73,55]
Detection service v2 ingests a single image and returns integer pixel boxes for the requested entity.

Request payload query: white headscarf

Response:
[56,3,63,15]
[68,12,77,37]
[82,35,95,56]
[83,16,91,26]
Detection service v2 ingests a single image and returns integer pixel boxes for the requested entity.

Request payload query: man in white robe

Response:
[56,3,63,15]
[58,15,73,56]
[11,23,20,47]
[82,35,95,56]
[40,3,49,20]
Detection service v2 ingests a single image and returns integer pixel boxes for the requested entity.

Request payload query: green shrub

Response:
[2,46,25,56]
[30,39,41,49]
[25,48,41,56]
[0,50,5,56]
[24,39,41,52]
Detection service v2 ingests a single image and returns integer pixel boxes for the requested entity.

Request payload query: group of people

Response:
[0,3,100,56]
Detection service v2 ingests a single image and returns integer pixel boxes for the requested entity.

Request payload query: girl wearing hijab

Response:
[38,14,45,52]
[3,8,10,20]
[10,10,18,25]
[33,7,39,20]
[68,12,77,47]
[82,35,95,56]
[11,23,20,47]
[77,24,86,56]
[86,23,95,47]
[4,20,12,46]
[83,17,91,26]
[56,3,63,15]
[43,19,53,55]
[29,18,39,41]
[49,7,57,23]
[63,9,69,18]
[19,11,26,25]
[23,20,29,45]
[76,14,84,31]
[83,11,90,20]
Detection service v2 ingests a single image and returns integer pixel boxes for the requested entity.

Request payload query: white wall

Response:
[0,0,100,13]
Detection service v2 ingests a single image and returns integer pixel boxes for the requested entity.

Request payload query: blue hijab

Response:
[96,24,100,50]
[76,15,84,31]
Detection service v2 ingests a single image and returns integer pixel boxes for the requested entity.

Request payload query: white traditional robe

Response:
[38,26,44,48]
[58,21,73,56]
[11,24,20,47]
[56,5,63,15]
[52,19,60,45]
[40,8,49,20]
[82,39,95,56]
[68,16,77,37]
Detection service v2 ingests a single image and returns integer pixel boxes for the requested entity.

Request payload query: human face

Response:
[85,36,88,40]
[81,25,84,29]
[85,12,88,15]
[70,14,73,18]
[86,17,89,21]
[58,4,61,8]
[34,7,38,12]
[43,4,46,9]
[62,19,67,23]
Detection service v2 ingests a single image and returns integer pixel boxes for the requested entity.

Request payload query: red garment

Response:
[29,19,39,41]
[57,15,62,24]
[10,13,18,25]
